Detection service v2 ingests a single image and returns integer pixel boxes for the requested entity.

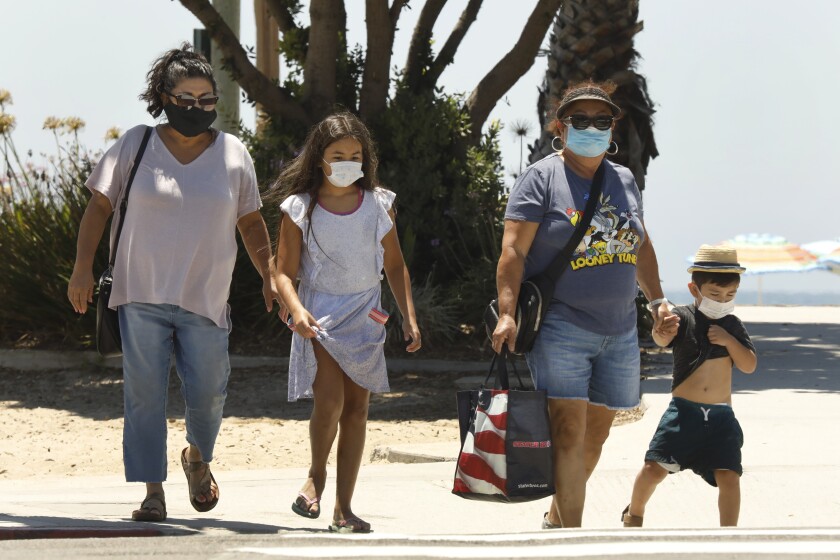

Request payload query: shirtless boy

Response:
[622,244,757,527]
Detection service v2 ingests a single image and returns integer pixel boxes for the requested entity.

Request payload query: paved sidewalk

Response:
[1,307,839,558]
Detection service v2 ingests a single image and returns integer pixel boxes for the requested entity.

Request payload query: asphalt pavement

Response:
[1,306,839,559]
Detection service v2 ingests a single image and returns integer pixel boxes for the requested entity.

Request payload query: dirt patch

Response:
[0,348,670,479]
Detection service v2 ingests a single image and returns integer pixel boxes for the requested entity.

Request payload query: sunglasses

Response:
[168,92,219,110]
[560,114,615,131]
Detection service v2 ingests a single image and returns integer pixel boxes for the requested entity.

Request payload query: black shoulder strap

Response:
[540,161,607,282]
[110,126,152,266]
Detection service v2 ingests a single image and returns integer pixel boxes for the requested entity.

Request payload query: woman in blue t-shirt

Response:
[491,80,678,529]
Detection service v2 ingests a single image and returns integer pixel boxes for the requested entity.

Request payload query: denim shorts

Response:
[525,308,640,408]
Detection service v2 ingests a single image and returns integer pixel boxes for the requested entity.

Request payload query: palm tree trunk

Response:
[529,0,658,191]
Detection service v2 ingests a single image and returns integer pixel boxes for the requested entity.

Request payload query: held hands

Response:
[403,320,421,353]
[707,325,734,347]
[67,267,95,314]
[652,303,680,339]
[491,313,517,354]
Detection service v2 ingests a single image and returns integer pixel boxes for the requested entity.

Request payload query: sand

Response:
[0,350,668,480]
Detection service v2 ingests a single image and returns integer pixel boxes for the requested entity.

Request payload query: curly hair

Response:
[139,43,217,118]
[270,112,380,241]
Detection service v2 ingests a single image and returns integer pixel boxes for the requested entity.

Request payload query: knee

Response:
[715,470,740,489]
[313,395,344,425]
[641,461,668,483]
[186,381,227,411]
[553,421,586,452]
[340,398,369,425]
[585,422,612,449]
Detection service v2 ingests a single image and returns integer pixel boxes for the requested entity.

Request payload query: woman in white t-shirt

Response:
[67,44,279,522]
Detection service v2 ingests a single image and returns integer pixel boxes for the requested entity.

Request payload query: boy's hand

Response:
[707,325,734,347]
[653,305,679,338]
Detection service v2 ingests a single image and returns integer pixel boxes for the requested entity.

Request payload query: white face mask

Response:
[697,295,735,320]
[323,159,364,188]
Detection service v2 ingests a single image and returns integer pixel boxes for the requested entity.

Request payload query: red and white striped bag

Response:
[452,351,555,502]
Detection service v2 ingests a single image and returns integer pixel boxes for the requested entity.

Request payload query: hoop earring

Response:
[606,141,619,155]
[551,136,563,152]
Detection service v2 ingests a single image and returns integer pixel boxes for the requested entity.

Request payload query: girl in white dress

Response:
[273,113,421,533]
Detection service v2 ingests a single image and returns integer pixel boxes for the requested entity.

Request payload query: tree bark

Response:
[303,0,343,119]
[529,0,658,189]
[426,0,483,88]
[465,0,562,140]
[360,0,408,121]
[404,0,447,91]
[179,0,310,126]
[264,0,301,33]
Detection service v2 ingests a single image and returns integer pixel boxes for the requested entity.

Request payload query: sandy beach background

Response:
[0,348,668,480]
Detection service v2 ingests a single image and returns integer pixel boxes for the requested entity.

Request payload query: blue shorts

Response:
[525,308,640,408]
[645,397,743,487]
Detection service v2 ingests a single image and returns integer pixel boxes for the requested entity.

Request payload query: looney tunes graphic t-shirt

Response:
[505,153,645,336]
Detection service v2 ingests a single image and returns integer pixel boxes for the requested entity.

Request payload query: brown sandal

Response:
[131,492,167,522]
[180,447,219,512]
[621,504,643,527]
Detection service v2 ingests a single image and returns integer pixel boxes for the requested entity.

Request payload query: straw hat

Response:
[687,244,747,274]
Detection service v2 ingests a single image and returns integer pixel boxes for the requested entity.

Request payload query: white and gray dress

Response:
[280,187,396,401]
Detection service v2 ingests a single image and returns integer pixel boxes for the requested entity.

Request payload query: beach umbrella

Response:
[802,239,840,274]
[722,234,823,274]
[690,234,825,304]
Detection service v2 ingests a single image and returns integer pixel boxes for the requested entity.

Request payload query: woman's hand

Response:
[491,313,518,354]
[67,267,95,314]
[403,321,421,353]
[262,275,285,316]
[652,303,679,338]
[67,191,113,315]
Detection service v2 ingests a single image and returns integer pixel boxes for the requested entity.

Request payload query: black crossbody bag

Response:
[484,162,606,355]
[95,126,152,358]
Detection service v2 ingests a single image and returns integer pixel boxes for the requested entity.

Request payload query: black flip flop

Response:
[291,492,321,519]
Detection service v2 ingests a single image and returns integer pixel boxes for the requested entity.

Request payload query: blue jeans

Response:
[525,308,640,409]
[119,303,231,482]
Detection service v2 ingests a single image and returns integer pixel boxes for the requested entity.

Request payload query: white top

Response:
[86,125,261,329]
[280,188,396,295]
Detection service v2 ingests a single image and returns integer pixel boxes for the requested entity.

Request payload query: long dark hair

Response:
[139,43,217,118]
[271,112,380,243]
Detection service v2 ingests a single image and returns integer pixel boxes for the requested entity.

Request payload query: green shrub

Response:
[0,106,104,346]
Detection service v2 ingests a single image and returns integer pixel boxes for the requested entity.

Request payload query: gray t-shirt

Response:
[504,153,644,335]
[86,125,261,329]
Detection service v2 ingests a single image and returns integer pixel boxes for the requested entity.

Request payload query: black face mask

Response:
[162,104,217,137]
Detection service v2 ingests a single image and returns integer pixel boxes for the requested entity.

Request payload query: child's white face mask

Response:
[323,159,364,188]
[698,295,735,320]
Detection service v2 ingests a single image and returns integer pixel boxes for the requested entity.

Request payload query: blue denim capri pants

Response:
[118,302,231,482]
[525,307,640,409]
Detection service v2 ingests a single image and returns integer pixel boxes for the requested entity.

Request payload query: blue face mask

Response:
[564,125,611,157]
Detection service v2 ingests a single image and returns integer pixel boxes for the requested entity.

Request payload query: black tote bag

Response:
[452,350,555,503]
[95,126,152,358]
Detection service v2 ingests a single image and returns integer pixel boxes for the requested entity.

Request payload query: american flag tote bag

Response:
[452,351,555,502]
